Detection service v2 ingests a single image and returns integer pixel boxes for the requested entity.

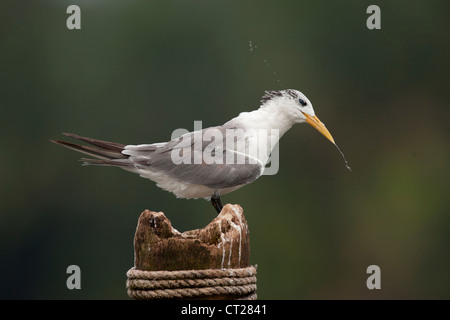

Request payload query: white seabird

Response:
[51,89,343,213]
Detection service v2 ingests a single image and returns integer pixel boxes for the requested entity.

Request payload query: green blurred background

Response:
[1,0,449,299]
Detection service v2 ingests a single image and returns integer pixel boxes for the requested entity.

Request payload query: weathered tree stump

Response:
[126,204,257,299]
[135,203,250,271]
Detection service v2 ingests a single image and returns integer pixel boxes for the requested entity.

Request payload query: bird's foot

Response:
[211,195,223,214]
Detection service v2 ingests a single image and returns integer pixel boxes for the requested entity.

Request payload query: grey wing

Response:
[123,126,263,189]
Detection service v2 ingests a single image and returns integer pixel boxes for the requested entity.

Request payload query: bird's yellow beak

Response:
[302,112,335,144]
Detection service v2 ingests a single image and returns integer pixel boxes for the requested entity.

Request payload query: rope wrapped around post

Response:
[126,266,257,300]
[126,204,257,300]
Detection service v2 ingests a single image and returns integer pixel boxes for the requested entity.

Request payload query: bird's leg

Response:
[211,194,223,214]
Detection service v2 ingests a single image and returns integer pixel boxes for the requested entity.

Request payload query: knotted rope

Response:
[126,266,257,300]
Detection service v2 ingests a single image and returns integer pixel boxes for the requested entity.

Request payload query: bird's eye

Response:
[299,99,307,106]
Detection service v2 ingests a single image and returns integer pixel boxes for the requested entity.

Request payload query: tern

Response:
[52,89,346,213]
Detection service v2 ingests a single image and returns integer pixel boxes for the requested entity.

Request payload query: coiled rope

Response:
[126,266,257,300]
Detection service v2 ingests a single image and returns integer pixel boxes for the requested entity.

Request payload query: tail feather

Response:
[80,158,133,167]
[62,132,125,152]
[51,133,131,167]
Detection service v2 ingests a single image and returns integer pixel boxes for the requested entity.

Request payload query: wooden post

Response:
[126,204,257,299]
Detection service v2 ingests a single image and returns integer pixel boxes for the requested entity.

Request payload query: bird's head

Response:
[261,89,335,144]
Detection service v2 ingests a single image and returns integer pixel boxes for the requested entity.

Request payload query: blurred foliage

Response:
[1,0,449,299]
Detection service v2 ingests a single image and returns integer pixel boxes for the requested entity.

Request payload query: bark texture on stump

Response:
[134,204,250,271]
